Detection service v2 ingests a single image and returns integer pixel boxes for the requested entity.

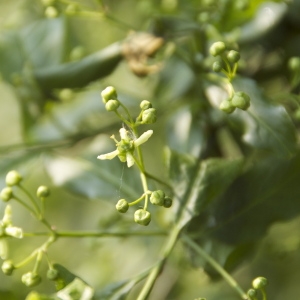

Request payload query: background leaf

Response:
[232,77,297,157]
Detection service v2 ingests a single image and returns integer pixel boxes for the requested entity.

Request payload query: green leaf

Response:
[167,149,244,229]
[232,77,297,158]
[238,2,288,44]
[95,269,148,300]
[0,31,24,82]
[211,152,300,245]
[20,17,67,68]
[34,42,122,90]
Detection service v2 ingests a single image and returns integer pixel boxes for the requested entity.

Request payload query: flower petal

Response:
[134,130,153,147]
[126,153,135,168]
[97,149,119,160]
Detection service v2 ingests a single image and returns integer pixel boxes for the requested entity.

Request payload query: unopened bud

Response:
[105,99,120,111]
[6,170,22,186]
[116,199,129,213]
[141,108,157,124]
[209,42,226,57]
[0,187,13,202]
[134,209,151,226]
[36,186,50,198]
[101,86,118,103]
[150,190,165,206]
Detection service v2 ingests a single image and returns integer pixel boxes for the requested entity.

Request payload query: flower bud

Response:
[101,86,118,103]
[232,91,250,110]
[0,187,13,202]
[227,50,240,63]
[209,41,226,57]
[134,209,151,226]
[6,170,22,186]
[36,186,50,198]
[59,89,73,102]
[2,205,12,226]
[45,6,58,18]
[212,61,223,72]
[150,190,165,206]
[247,289,258,300]
[116,199,129,213]
[140,100,152,110]
[5,226,23,239]
[219,99,235,114]
[288,57,300,72]
[163,196,173,208]
[1,260,14,275]
[47,268,59,281]
[22,272,42,287]
[105,99,120,111]
[141,108,157,124]
[252,277,268,290]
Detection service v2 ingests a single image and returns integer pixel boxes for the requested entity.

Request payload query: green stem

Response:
[18,184,41,216]
[13,195,36,216]
[129,193,147,206]
[182,235,248,300]
[23,230,167,238]
[144,171,173,190]
[137,224,182,300]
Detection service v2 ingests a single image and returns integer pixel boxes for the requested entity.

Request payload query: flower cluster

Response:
[209,41,251,113]
[97,86,172,226]
[0,170,54,287]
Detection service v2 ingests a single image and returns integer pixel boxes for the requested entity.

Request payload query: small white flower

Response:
[97,129,153,168]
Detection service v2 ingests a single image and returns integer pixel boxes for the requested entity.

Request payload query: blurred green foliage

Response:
[1,0,300,299]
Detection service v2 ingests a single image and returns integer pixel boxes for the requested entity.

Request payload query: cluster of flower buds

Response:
[209,41,251,113]
[115,190,172,226]
[247,276,268,300]
[0,170,52,287]
[101,86,157,125]
[219,91,251,113]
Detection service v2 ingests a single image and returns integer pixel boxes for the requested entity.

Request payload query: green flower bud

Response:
[252,277,268,290]
[219,99,236,114]
[140,100,152,110]
[6,170,22,186]
[1,260,14,275]
[65,4,79,15]
[45,6,58,18]
[209,42,226,57]
[247,289,258,300]
[150,190,165,206]
[163,196,173,208]
[36,186,50,198]
[22,272,42,287]
[227,50,240,63]
[2,205,12,226]
[288,57,300,72]
[59,89,73,102]
[212,61,223,72]
[134,209,151,226]
[232,91,250,110]
[116,199,129,213]
[70,46,85,61]
[47,268,59,281]
[141,108,157,124]
[0,187,13,202]
[101,86,118,103]
[105,99,120,111]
